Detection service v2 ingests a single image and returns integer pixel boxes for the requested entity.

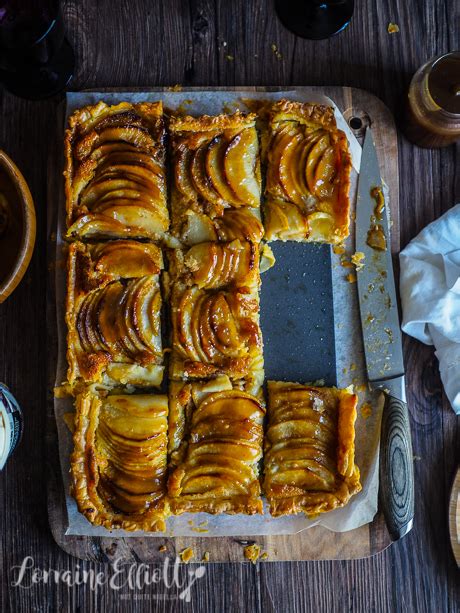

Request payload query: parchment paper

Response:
[54,89,383,537]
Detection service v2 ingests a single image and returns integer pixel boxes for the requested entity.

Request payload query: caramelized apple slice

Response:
[67,214,137,239]
[75,127,157,160]
[190,145,222,205]
[223,129,260,206]
[215,209,264,243]
[80,178,160,208]
[174,146,197,200]
[305,134,330,196]
[266,126,298,194]
[307,211,335,242]
[292,131,325,199]
[313,145,337,200]
[206,136,244,205]
[93,242,162,277]
[278,132,303,204]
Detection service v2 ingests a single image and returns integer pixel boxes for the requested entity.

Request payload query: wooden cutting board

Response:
[47,86,399,563]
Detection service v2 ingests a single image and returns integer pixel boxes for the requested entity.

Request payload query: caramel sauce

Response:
[0,168,23,285]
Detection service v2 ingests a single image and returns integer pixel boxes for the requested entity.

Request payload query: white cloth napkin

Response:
[399,203,460,414]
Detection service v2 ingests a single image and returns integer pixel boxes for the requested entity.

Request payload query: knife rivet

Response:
[350,117,363,130]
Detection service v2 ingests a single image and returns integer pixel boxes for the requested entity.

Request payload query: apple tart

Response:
[264,381,361,517]
[66,241,164,388]
[263,100,352,244]
[168,239,260,291]
[65,101,169,241]
[71,388,168,531]
[169,112,262,243]
[168,280,263,387]
[167,376,265,514]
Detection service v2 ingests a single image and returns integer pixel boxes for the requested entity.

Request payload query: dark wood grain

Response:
[1,0,459,611]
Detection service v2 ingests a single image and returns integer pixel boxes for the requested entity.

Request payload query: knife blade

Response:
[356,128,414,540]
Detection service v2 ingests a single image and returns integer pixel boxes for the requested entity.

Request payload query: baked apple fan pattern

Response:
[167,378,265,515]
[263,100,352,244]
[71,389,168,532]
[65,101,169,241]
[66,241,165,389]
[169,112,263,245]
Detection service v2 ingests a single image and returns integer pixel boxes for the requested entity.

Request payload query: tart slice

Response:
[169,112,262,242]
[66,240,164,389]
[264,381,361,517]
[167,279,264,390]
[65,100,169,241]
[263,100,352,244]
[71,388,168,531]
[167,376,265,514]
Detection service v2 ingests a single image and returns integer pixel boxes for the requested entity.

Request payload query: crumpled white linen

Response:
[399,203,460,413]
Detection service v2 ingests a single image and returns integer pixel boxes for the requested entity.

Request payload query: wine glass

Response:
[0,0,75,100]
[275,0,354,40]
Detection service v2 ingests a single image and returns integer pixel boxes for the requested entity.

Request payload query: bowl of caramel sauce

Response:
[0,151,36,303]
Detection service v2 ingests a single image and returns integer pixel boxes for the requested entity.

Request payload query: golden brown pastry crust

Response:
[167,378,265,514]
[263,99,352,244]
[66,241,164,389]
[71,388,168,532]
[169,112,262,242]
[263,381,361,517]
[65,101,169,241]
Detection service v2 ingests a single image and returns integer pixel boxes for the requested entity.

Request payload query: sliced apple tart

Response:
[168,239,260,291]
[263,100,352,244]
[65,101,169,241]
[168,280,264,387]
[66,241,164,389]
[169,112,262,243]
[167,376,265,514]
[71,388,168,531]
[264,381,361,517]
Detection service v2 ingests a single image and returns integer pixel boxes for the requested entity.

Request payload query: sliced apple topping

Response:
[95,394,168,514]
[215,209,264,243]
[206,136,244,205]
[172,287,253,366]
[92,241,162,278]
[223,129,260,206]
[305,134,330,196]
[168,389,264,500]
[306,211,335,242]
[75,276,162,363]
[182,241,258,290]
[190,144,222,206]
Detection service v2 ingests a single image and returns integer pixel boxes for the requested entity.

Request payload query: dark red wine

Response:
[0,0,74,99]
[275,0,354,40]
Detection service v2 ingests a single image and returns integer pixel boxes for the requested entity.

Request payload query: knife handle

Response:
[379,393,415,540]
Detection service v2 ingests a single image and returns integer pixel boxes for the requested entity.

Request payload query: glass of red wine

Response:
[0,0,74,100]
[275,0,354,40]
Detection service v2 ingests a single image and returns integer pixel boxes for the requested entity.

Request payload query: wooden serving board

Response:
[47,86,399,563]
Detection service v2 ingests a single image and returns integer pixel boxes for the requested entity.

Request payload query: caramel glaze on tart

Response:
[168,377,265,514]
[168,280,263,388]
[65,101,169,241]
[263,381,361,517]
[263,100,352,244]
[168,239,260,291]
[71,389,168,531]
[169,112,263,244]
[66,240,164,389]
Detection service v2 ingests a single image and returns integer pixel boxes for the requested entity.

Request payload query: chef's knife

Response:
[356,128,414,540]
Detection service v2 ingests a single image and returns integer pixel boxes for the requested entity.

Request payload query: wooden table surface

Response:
[0,1,459,611]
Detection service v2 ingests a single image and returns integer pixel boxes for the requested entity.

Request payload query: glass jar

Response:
[405,51,460,148]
